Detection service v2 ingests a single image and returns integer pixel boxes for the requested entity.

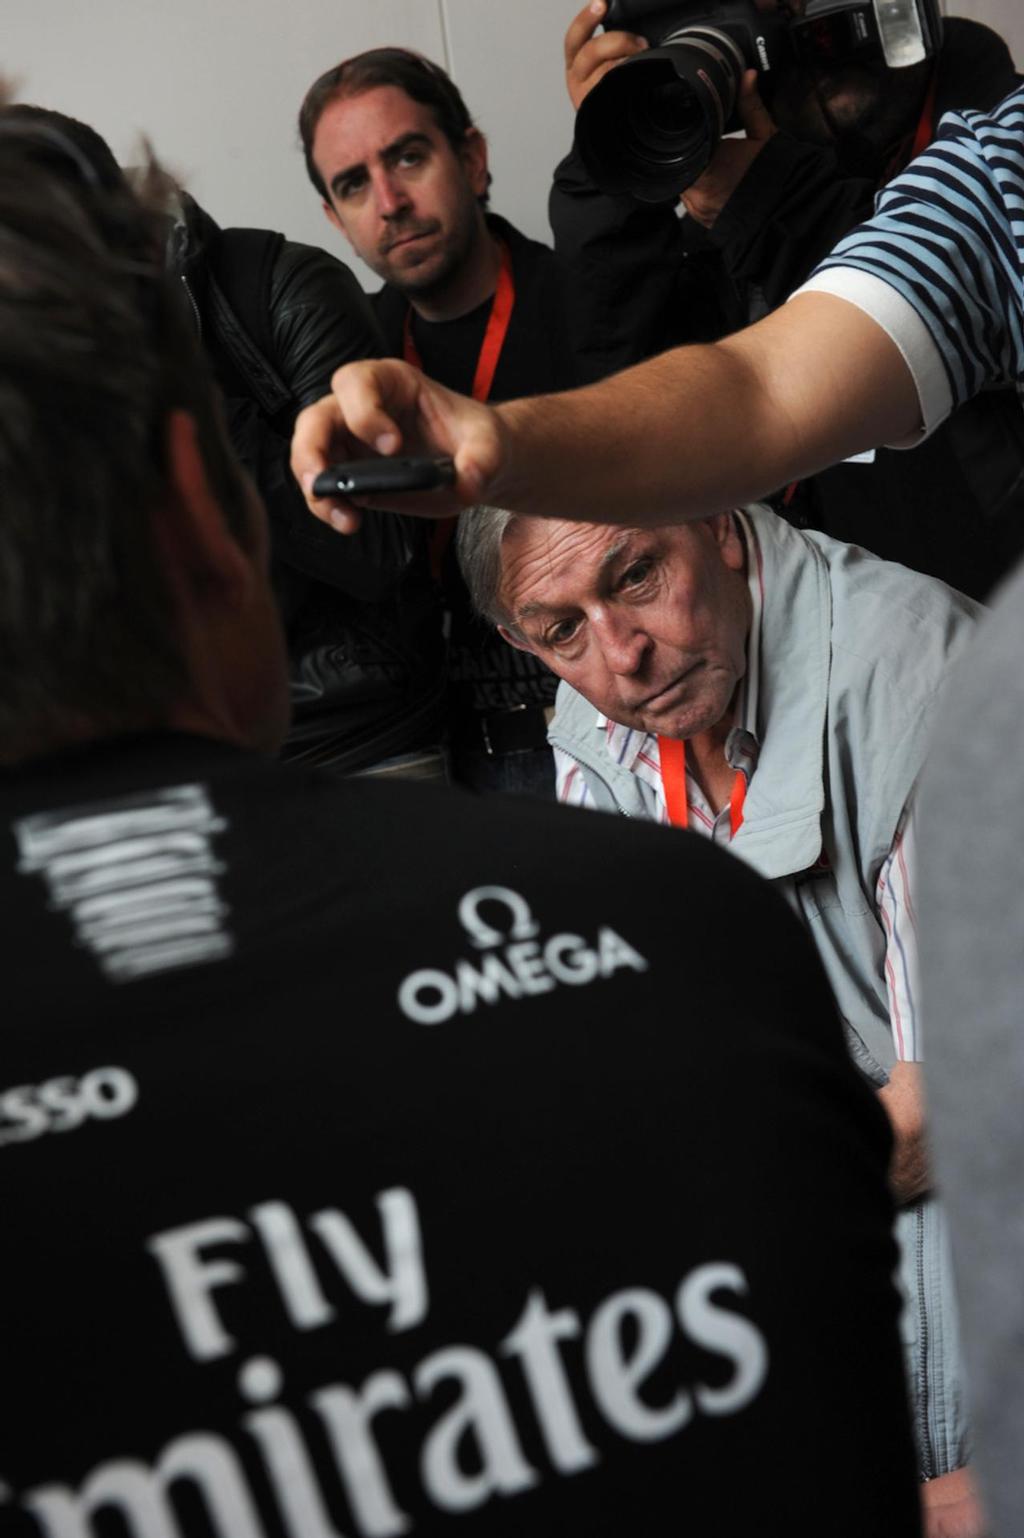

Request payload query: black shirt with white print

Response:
[0,733,918,1537]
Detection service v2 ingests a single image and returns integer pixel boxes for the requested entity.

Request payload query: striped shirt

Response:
[553,513,922,1061]
[800,83,1024,439]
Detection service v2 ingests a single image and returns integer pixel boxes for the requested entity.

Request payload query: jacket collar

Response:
[728,506,830,880]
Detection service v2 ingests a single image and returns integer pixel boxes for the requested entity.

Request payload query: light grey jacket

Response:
[548,505,982,1477]
[549,505,981,1080]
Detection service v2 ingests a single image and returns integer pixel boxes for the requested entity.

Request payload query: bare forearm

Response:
[878,1062,930,1205]
[491,345,772,523]
[292,294,922,535]
[491,294,922,524]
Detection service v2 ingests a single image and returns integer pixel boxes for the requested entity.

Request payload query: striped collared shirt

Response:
[553,512,921,1061]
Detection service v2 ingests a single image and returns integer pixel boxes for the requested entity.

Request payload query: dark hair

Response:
[0,104,251,762]
[299,47,486,202]
[0,103,126,191]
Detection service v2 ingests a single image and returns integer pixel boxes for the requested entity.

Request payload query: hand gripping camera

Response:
[574,0,943,201]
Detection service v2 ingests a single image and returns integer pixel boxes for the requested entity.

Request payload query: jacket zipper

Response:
[547,741,635,817]
[180,275,202,339]
[915,1204,935,1480]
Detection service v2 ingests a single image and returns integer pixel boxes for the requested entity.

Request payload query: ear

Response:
[497,623,537,657]
[707,511,746,572]
[155,409,254,609]
[460,127,490,200]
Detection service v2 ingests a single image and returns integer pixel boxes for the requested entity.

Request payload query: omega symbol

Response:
[457,886,539,950]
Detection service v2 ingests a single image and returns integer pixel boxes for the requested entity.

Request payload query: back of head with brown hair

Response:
[0,101,251,762]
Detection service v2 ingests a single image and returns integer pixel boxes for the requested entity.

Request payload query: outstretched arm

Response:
[493,292,921,518]
[291,292,921,532]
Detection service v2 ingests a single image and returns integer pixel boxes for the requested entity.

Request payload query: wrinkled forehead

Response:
[499,517,701,626]
[499,518,627,619]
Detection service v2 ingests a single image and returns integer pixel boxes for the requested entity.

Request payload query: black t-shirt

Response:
[373,217,578,724]
[406,299,490,400]
[0,734,919,1536]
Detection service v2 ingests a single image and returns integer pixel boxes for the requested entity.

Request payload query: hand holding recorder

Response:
[291,358,505,534]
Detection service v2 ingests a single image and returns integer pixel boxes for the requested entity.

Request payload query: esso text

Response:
[0,1066,138,1149]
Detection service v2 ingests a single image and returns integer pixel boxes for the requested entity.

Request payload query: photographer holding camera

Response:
[553,0,1024,600]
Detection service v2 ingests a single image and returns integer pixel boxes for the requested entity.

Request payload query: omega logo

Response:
[397,886,648,1026]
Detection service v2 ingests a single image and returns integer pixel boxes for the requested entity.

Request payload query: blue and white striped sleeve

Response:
[798,84,1024,439]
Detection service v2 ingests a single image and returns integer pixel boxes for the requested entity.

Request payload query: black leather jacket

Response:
[170,197,444,768]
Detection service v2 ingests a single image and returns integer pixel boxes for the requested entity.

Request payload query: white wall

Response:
[6,0,576,291]
[946,0,1024,62]
[5,1,1021,293]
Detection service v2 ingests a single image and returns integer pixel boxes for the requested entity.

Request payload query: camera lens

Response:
[630,76,706,147]
[639,79,701,137]
[575,28,744,201]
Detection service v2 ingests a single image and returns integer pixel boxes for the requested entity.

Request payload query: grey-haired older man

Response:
[458,496,983,1532]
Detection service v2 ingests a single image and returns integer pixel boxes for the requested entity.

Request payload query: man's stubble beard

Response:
[380,198,485,305]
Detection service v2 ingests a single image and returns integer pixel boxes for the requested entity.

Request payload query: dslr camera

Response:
[574,0,943,201]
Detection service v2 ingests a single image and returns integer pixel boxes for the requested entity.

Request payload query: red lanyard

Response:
[658,735,746,839]
[910,70,938,161]
[402,238,514,403]
[403,239,514,576]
